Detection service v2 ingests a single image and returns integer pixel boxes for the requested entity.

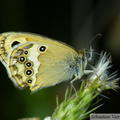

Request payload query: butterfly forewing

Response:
[0,32,71,67]
[0,32,28,65]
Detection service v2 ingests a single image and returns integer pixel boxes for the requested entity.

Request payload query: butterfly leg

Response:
[70,77,79,97]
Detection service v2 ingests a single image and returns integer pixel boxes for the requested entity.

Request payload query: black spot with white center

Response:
[39,46,46,52]
[24,50,28,55]
[26,69,32,75]
[11,41,20,47]
[26,62,32,67]
[28,79,32,83]
[20,56,25,62]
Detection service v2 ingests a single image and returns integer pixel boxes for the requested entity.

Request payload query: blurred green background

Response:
[0,0,120,120]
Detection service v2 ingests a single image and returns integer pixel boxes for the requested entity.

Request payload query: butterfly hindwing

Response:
[8,41,80,92]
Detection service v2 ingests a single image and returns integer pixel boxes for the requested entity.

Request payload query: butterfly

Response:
[0,32,92,92]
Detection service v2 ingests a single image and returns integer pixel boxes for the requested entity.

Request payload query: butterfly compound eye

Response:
[11,41,20,47]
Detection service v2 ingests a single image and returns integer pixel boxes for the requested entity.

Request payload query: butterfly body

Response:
[0,32,89,92]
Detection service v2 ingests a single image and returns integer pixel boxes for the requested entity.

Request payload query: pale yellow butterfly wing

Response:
[8,41,83,92]
[0,32,29,65]
[0,32,70,66]
[18,117,40,120]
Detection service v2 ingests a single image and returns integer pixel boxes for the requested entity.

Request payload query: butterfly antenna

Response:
[88,33,102,46]
[84,33,102,50]
[82,34,102,59]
